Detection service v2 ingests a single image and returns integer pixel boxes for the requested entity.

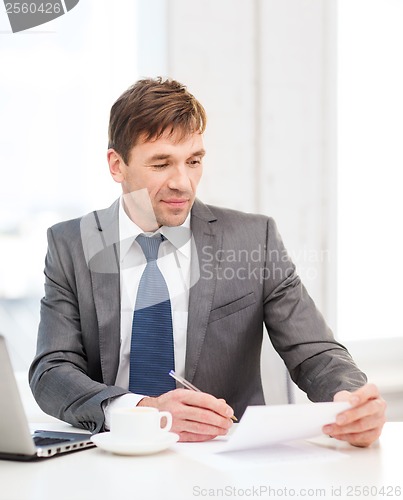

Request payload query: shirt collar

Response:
[118,196,192,261]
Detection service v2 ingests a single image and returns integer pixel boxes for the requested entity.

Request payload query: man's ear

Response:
[107,149,126,183]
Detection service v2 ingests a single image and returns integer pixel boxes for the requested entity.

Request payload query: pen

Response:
[169,370,238,422]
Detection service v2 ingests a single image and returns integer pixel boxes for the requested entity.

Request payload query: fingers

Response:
[325,425,384,448]
[169,390,234,441]
[334,383,380,405]
[138,389,234,442]
[323,383,387,447]
[176,432,218,443]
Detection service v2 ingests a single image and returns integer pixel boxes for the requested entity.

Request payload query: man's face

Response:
[108,130,205,230]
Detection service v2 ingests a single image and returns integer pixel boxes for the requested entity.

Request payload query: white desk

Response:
[0,423,401,500]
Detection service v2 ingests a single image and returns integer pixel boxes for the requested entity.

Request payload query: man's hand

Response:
[323,383,386,447]
[137,389,234,442]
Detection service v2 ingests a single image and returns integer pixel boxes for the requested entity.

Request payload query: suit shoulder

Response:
[48,200,118,240]
[206,203,275,227]
[48,215,84,240]
[47,211,100,251]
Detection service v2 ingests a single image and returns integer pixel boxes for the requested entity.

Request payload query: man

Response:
[29,77,386,446]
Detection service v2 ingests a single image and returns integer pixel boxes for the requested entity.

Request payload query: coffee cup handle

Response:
[159,411,172,432]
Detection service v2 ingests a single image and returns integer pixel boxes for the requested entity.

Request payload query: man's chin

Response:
[156,211,190,228]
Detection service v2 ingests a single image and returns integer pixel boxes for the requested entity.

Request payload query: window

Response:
[0,1,137,368]
[337,0,403,341]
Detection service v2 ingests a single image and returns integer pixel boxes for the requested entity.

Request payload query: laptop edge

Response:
[0,334,94,461]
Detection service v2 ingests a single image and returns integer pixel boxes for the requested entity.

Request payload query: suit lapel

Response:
[84,200,121,385]
[186,200,221,383]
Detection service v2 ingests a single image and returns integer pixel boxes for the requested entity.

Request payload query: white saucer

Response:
[91,432,179,456]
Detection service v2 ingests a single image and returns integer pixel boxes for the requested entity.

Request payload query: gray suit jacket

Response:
[29,199,366,432]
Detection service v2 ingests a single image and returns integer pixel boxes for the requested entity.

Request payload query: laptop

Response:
[0,334,95,461]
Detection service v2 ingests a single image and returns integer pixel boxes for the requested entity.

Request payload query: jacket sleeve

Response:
[29,224,128,433]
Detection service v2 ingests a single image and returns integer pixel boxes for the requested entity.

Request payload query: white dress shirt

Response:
[103,197,191,428]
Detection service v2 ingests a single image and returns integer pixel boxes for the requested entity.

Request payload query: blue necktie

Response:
[129,234,176,396]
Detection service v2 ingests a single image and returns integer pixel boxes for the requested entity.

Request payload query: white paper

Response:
[215,401,350,453]
[174,438,346,471]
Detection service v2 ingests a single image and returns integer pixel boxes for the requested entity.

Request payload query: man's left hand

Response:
[322,383,386,447]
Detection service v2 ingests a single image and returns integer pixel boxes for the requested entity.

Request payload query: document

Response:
[174,402,350,469]
[217,401,350,453]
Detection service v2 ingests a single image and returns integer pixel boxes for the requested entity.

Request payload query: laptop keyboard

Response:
[33,436,70,447]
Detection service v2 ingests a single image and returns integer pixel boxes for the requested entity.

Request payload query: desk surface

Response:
[0,423,401,500]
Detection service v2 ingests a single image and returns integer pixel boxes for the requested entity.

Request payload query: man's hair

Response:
[108,77,207,164]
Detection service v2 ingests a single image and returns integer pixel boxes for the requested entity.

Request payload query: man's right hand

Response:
[137,389,234,442]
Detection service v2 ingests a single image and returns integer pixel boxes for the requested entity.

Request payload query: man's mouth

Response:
[162,199,189,207]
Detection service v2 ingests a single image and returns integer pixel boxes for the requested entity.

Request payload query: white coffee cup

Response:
[110,407,172,442]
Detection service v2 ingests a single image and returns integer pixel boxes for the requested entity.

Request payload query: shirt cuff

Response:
[103,393,145,430]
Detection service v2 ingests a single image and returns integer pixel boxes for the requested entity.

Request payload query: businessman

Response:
[30,77,386,446]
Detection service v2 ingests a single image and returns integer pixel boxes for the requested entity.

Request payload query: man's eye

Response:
[152,164,168,169]
[188,159,201,167]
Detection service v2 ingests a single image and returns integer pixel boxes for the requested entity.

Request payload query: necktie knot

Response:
[136,234,163,262]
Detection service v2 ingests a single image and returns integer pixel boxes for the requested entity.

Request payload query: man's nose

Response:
[167,165,192,192]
